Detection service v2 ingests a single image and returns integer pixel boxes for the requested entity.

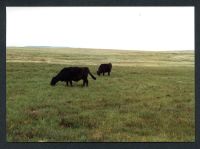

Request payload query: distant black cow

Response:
[50,67,96,87]
[97,63,112,76]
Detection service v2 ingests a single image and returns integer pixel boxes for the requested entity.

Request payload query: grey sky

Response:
[6,7,194,51]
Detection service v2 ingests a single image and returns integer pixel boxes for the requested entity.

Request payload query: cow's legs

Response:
[85,79,88,87]
[70,81,73,86]
[83,79,88,87]
[66,81,69,86]
[108,72,110,76]
[103,72,104,76]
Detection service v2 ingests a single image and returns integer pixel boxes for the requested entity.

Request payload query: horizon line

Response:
[6,46,194,52]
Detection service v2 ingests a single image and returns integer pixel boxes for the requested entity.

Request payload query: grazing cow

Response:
[50,67,96,87]
[97,63,112,76]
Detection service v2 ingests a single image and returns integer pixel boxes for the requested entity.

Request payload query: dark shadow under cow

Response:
[50,67,96,87]
[97,63,112,76]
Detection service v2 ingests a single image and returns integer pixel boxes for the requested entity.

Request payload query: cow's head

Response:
[97,71,100,76]
[50,76,58,86]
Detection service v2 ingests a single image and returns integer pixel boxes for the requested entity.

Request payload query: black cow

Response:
[50,67,96,87]
[97,63,112,76]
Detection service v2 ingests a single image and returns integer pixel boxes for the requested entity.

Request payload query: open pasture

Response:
[6,47,194,142]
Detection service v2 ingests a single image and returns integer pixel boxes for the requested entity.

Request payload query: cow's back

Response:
[68,67,84,81]
[99,64,112,72]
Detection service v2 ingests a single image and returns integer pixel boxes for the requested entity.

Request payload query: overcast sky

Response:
[6,7,194,51]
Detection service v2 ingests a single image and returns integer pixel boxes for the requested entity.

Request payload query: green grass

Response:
[6,47,195,142]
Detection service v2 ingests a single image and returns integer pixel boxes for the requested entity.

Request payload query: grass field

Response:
[6,47,195,142]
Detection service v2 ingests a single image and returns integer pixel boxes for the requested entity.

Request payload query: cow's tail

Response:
[88,68,96,80]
